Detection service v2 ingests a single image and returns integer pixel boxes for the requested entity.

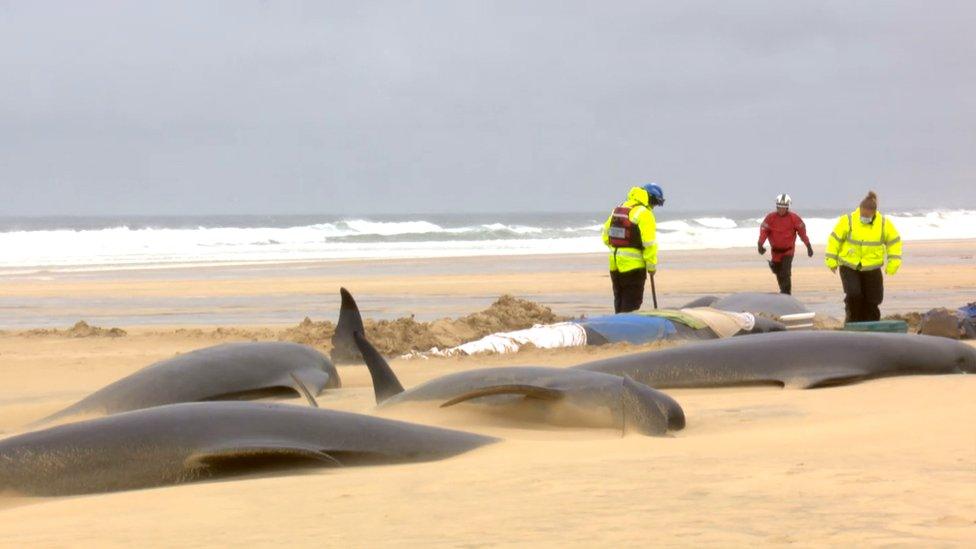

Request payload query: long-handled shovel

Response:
[650,271,658,309]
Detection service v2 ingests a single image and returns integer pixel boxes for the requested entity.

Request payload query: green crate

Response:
[842,320,909,333]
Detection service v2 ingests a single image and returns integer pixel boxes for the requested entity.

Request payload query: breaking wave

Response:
[0,210,973,272]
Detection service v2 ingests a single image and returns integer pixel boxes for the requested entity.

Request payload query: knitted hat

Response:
[859,191,878,210]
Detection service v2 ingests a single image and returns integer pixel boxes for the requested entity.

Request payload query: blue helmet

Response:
[642,183,665,206]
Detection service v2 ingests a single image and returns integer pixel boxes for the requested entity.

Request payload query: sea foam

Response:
[1,209,973,272]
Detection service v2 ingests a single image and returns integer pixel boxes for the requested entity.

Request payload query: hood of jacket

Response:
[626,186,650,207]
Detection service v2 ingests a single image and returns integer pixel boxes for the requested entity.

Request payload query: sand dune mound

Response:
[160,327,276,340]
[23,320,127,338]
[359,295,563,356]
[272,295,563,356]
[457,294,562,334]
[67,321,127,338]
[277,317,335,345]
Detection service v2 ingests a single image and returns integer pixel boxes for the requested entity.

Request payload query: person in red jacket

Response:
[758,194,813,295]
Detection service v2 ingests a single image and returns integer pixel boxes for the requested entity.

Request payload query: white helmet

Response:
[775,193,792,207]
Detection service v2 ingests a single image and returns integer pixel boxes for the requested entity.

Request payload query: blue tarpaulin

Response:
[579,314,677,344]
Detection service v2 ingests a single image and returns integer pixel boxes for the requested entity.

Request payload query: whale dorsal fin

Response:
[352,331,405,404]
[331,288,366,364]
[440,385,564,408]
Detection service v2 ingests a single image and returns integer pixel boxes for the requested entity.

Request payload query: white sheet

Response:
[680,307,756,338]
[401,322,588,359]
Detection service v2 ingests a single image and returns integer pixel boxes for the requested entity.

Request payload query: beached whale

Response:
[574,331,976,389]
[355,333,683,435]
[38,342,340,424]
[1,401,496,496]
[682,292,810,319]
[340,289,684,436]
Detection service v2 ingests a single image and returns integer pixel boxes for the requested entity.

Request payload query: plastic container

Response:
[842,320,909,333]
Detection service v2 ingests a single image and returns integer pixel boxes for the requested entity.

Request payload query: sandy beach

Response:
[1,242,975,546]
[6,1,976,544]
[2,239,974,327]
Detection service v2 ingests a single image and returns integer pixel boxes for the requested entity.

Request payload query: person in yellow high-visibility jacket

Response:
[601,184,663,313]
[824,190,903,322]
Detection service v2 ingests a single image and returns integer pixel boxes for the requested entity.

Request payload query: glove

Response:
[758,244,766,255]
[806,244,814,257]
[647,269,656,279]
[885,263,899,276]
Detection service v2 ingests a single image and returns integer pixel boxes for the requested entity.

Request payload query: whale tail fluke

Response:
[331,287,366,364]
[352,330,405,404]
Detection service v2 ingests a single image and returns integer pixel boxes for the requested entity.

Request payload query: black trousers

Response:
[839,266,884,322]
[768,254,794,295]
[610,268,647,313]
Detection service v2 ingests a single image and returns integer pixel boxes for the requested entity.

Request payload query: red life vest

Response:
[608,205,643,248]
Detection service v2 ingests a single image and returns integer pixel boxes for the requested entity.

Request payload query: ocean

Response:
[1,209,974,273]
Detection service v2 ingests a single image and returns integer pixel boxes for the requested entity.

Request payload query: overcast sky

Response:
[1,1,973,216]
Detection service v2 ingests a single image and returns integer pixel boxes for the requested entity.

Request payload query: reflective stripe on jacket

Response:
[824,208,903,274]
[602,186,658,273]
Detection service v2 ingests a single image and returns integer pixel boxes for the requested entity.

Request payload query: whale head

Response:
[620,377,685,436]
[320,355,342,389]
[958,343,976,373]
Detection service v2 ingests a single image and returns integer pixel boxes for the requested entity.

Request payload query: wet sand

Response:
[1,241,975,545]
[1,239,974,328]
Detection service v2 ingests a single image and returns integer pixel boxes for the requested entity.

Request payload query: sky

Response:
[0,1,973,216]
